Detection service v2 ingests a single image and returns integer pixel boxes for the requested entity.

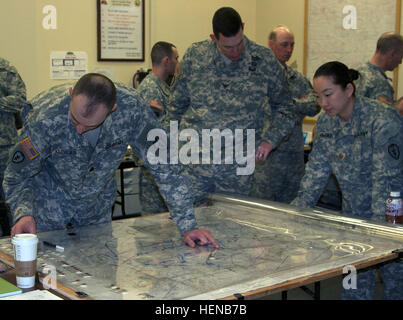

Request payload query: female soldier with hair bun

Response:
[291,61,403,300]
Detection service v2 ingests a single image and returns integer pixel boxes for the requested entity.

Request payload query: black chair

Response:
[132,69,151,89]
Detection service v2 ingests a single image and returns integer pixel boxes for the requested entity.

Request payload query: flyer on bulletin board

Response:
[97,0,145,61]
[50,51,88,80]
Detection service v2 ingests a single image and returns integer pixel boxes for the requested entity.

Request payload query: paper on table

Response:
[0,289,62,300]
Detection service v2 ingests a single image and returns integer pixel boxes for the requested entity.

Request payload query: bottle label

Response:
[385,197,403,224]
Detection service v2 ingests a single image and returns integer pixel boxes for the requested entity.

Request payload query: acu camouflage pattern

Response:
[137,73,172,118]
[0,58,26,186]
[353,62,403,301]
[291,96,403,300]
[0,58,26,147]
[340,261,403,300]
[0,58,26,237]
[355,62,395,106]
[136,73,171,214]
[251,65,320,203]
[162,36,299,204]
[3,82,197,236]
[291,96,403,219]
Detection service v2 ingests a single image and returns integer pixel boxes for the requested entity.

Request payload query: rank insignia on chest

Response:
[20,137,39,160]
[338,153,345,160]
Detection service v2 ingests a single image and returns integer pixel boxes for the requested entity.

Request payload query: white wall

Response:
[1,0,402,99]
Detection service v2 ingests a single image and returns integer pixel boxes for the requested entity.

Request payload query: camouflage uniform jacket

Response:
[3,82,196,235]
[162,36,298,149]
[274,65,319,152]
[0,58,26,146]
[292,96,403,220]
[137,73,172,118]
[355,62,394,106]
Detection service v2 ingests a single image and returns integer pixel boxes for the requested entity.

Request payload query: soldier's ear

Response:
[346,83,354,97]
[69,87,73,96]
[162,56,169,65]
[210,34,217,43]
[111,104,118,112]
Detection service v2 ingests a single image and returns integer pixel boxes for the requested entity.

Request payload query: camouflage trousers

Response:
[341,260,403,300]
[250,150,304,203]
[183,164,253,207]
[139,167,168,214]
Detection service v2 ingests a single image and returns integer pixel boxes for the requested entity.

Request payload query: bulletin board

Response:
[303,0,401,97]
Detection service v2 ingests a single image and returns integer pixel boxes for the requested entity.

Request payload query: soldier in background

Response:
[162,7,299,206]
[4,73,218,249]
[0,57,26,237]
[396,96,403,116]
[355,32,403,106]
[291,61,403,299]
[137,41,179,214]
[250,26,320,203]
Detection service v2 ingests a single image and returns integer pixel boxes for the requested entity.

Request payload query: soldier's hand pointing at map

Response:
[183,228,219,249]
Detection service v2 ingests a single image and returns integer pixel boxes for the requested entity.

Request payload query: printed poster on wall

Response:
[50,51,88,80]
[97,0,145,61]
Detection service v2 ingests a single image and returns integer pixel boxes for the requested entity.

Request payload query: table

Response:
[0,261,69,299]
[0,194,402,300]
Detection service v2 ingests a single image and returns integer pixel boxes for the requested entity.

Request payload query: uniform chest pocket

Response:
[350,134,372,176]
[98,140,127,169]
[50,147,91,185]
[217,76,266,111]
[189,78,217,108]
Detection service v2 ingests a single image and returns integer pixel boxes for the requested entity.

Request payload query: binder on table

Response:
[0,277,22,298]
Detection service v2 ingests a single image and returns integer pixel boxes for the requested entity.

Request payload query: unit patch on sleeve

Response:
[20,137,39,160]
[12,151,25,164]
[11,143,31,170]
[388,144,400,160]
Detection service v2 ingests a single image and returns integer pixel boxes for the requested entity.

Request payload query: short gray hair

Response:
[268,25,292,41]
[376,32,403,54]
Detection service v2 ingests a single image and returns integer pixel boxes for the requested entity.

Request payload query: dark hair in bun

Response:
[314,61,360,94]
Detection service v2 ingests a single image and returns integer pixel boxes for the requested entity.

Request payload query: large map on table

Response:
[0,195,402,300]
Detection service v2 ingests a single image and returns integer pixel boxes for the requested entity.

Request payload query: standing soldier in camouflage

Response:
[0,58,26,237]
[162,7,298,206]
[250,26,320,203]
[137,41,179,214]
[396,97,403,116]
[4,73,218,249]
[355,32,403,106]
[291,61,403,300]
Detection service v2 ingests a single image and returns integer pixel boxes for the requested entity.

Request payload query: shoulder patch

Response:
[388,144,400,160]
[379,96,393,106]
[20,137,39,160]
[150,100,163,111]
[12,151,25,164]
[10,143,31,170]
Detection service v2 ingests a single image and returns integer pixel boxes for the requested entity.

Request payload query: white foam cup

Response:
[12,233,38,289]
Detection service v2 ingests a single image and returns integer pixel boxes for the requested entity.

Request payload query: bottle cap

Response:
[390,191,401,197]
